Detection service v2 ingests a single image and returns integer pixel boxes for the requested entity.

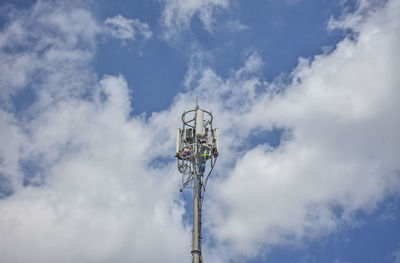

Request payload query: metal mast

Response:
[175,98,219,263]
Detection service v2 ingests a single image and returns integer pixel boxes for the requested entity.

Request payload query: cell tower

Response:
[175,98,219,263]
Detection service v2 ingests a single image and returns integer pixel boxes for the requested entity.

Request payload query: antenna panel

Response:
[195,109,204,137]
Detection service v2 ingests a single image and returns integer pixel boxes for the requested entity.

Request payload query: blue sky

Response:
[92,0,349,114]
[0,0,399,262]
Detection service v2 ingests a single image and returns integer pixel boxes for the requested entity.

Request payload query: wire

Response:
[202,156,217,192]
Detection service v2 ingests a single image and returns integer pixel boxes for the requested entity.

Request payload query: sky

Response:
[0,0,399,262]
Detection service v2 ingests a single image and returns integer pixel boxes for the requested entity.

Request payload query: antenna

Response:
[175,99,219,263]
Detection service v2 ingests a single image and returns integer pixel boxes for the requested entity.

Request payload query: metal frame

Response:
[175,98,219,263]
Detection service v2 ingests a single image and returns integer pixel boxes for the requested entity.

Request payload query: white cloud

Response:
[0,74,189,262]
[173,0,400,261]
[0,2,187,262]
[390,245,400,263]
[0,0,99,107]
[161,0,230,37]
[1,0,400,262]
[332,260,350,263]
[104,14,152,42]
[226,20,249,32]
[328,0,389,31]
[285,0,303,6]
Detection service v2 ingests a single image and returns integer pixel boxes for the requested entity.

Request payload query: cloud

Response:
[390,245,400,263]
[171,0,400,261]
[332,260,350,263]
[0,74,189,262]
[0,2,187,262]
[285,0,303,6]
[0,0,99,107]
[104,14,152,42]
[0,0,399,262]
[160,0,230,37]
[328,0,389,31]
[226,20,249,32]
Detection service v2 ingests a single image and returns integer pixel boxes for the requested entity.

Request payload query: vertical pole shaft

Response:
[191,106,203,263]
[191,172,202,263]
